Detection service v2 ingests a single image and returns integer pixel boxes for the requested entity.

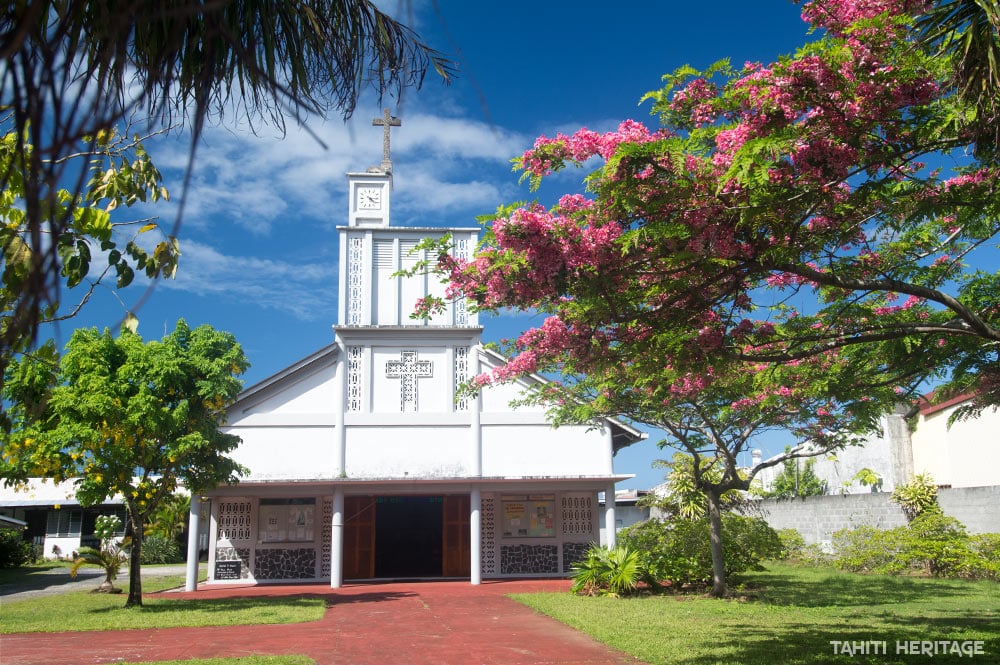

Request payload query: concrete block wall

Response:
[937,486,1000,534]
[757,486,1000,547]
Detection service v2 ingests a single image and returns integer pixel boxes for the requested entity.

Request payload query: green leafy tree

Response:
[0,319,248,607]
[758,454,827,499]
[0,1,454,395]
[472,348,873,597]
[411,0,995,597]
[70,514,128,593]
[425,0,1000,423]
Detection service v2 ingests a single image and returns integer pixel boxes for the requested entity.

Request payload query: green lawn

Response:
[5,561,997,664]
[0,573,326,633]
[511,563,999,665]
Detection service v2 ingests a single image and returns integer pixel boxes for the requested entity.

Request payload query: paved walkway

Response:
[0,565,188,602]
[1,579,646,665]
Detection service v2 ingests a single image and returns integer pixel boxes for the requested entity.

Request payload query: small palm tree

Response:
[146,493,189,541]
[570,544,653,597]
[70,515,128,594]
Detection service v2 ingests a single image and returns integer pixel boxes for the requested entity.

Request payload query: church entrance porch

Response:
[344,494,470,580]
[205,486,608,586]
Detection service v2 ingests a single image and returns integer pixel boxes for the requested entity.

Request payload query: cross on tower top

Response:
[372,108,401,171]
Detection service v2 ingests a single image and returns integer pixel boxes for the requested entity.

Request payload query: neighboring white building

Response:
[800,408,914,495]
[195,121,643,586]
[0,478,126,558]
[909,395,999,489]
[754,396,999,496]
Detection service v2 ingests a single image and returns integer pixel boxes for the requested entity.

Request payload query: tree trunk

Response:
[125,516,143,608]
[706,488,727,598]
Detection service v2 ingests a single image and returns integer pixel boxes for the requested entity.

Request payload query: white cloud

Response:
[158,240,338,320]
[396,113,528,163]
[393,168,503,221]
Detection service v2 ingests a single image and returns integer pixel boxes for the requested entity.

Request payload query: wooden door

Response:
[343,496,376,579]
[442,495,471,577]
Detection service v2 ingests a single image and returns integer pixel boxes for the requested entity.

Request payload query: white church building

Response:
[191,116,643,587]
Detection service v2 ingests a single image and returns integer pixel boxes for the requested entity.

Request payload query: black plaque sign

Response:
[215,560,242,580]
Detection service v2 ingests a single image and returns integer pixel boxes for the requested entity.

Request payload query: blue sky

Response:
[51,1,816,490]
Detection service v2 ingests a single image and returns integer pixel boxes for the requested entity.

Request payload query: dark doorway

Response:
[374,496,443,578]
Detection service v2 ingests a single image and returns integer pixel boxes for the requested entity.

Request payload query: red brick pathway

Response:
[1,579,645,665]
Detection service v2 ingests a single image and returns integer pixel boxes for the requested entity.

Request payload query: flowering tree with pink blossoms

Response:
[413,1,1000,595]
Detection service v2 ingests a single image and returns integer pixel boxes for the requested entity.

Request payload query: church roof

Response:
[229,343,339,413]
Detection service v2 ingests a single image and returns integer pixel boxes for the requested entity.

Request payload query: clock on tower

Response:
[348,176,390,226]
[357,186,382,210]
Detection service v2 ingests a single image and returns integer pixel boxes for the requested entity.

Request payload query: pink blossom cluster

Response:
[479,349,539,385]
[730,319,777,341]
[943,169,993,191]
[670,77,719,127]
[702,2,937,188]
[450,202,623,311]
[871,297,927,316]
[730,394,765,412]
[666,369,716,401]
[520,120,659,178]
[800,0,930,35]
[766,270,818,289]
[471,316,605,389]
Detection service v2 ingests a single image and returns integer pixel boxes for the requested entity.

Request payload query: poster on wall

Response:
[259,498,315,543]
[502,495,555,538]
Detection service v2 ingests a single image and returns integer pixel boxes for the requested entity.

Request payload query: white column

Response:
[331,487,345,588]
[334,340,347,477]
[470,346,483,476]
[469,346,484,586]
[603,423,615,475]
[604,483,617,548]
[184,497,202,591]
[470,487,482,585]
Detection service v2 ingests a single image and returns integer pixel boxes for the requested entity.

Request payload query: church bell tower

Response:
[335,109,482,418]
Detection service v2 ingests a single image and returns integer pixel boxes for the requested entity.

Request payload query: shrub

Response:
[891,473,938,522]
[0,529,33,568]
[140,533,182,564]
[832,525,912,575]
[965,534,1000,581]
[906,511,973,578]
[724,514,784,572]
[832,512,1000,580]
[570,544,653,596]
[776,528,807,560]
[621,515,782,588]
[798,542,834,567]
[773,529,832,568]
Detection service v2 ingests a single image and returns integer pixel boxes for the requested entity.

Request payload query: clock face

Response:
[358,186,382,210]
